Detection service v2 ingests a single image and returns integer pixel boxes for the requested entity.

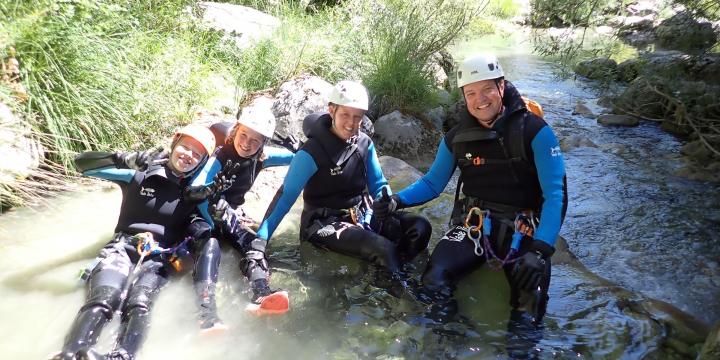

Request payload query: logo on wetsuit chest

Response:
[551,146,562,157]
[330,166,343,176]
[140,186,155,197]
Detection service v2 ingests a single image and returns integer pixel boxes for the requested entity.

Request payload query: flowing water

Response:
[1,31,719,359]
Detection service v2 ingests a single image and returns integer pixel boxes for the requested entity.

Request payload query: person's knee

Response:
[422,263,451,289]
[82,285,123,317]
[360,235,400,272]
[188,220,213,244]
[124,285,155,314]
[194,237,221,282]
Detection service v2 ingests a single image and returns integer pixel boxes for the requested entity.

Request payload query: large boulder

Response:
[197,2,281,50]
[655,12,718,52]
[0,102,43,186]
[373,110,442,164]
[574,58,618,80]
[269,75,373,140]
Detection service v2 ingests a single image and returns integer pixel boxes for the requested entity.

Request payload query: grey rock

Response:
[597,114,639,127]
[574,58,618,80]
[373,110,442,162]
[572,103,595,118]
[0,102,44,183]
[270,75,334,141]
[197,2,280,50]
[655,12,718,52]
[560,134,598,151]
[425,106,445,131]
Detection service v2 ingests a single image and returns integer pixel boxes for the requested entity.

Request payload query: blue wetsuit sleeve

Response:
[531,126,566,247]
[396,138,456,207]
[190,157,223,225]
[83,168,135,183]
[262,146,295,168]
[366,142,389,199]
[256,150,317,240]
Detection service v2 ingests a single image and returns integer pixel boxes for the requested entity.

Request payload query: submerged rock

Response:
[597,114,639,127]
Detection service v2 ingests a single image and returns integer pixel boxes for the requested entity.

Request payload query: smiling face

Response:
[233,124,265,158]
[169,136,206,174]
[328,104,365,141]
[463,79,505,128]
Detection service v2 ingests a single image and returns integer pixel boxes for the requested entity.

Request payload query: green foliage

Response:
[358,0,476,115]
[530,0,616,27]
[1,0,237,166]
[485,0,520,19]
[674,0,720,21]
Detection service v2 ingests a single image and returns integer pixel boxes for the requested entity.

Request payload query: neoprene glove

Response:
[372,188,399,220]
[183,160,241,203]
[511,239,555,292]
[114,146,168,171]
[211,198,231,223]
[271,131,303,153]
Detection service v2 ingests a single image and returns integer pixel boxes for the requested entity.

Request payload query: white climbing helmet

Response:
[237,106,276,139]
[328,80,369,111]
[457,53,504,88]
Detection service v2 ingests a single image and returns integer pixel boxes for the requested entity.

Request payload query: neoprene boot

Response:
[245,278,289,316]
[194,280,227,335]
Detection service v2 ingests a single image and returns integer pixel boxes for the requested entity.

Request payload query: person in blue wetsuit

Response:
[50,125,217,360]
[188,106,294,329]
[373,53,567,326]
[257,80,432,287]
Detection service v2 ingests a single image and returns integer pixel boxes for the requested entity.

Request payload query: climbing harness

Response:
[462,207,538,271]
[463,207,485,257]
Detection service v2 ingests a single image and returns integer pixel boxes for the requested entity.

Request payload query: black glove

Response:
[511,240,554,292]
[210,198,231,223]
[114,146,168,171]
[183,160,241,203]
[372,187,399,220]
[271,131,303,153]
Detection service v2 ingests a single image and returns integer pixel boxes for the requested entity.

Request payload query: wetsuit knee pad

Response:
[194,237,221,283]
[125,285,154,313]
[81,285,123,316]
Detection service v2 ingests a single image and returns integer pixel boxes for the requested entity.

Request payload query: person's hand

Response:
[183,160,241,203]
[210,198,230,223]
[114,146,168,171]
[372,187,398,220]
[271,131,303,153]
[511,239,554,292]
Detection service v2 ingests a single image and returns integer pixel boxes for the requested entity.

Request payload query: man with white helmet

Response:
[374,53,568,327]
[188,105,294,329]
[256,80,432,291]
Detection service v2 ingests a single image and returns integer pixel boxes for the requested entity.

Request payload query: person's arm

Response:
[189,157,223,225]
[396,138,456,207]
[74,151,135,183]
[365,142,389,199]
[262,146,295,168]
[530,126,567,247]
[256,150,317,241]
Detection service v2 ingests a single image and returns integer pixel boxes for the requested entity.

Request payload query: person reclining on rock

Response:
[50,125,219,360]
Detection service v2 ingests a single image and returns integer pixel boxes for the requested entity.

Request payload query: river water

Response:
[1,31,718,359]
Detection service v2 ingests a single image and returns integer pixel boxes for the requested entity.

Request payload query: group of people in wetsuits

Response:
[51,52,567,360]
